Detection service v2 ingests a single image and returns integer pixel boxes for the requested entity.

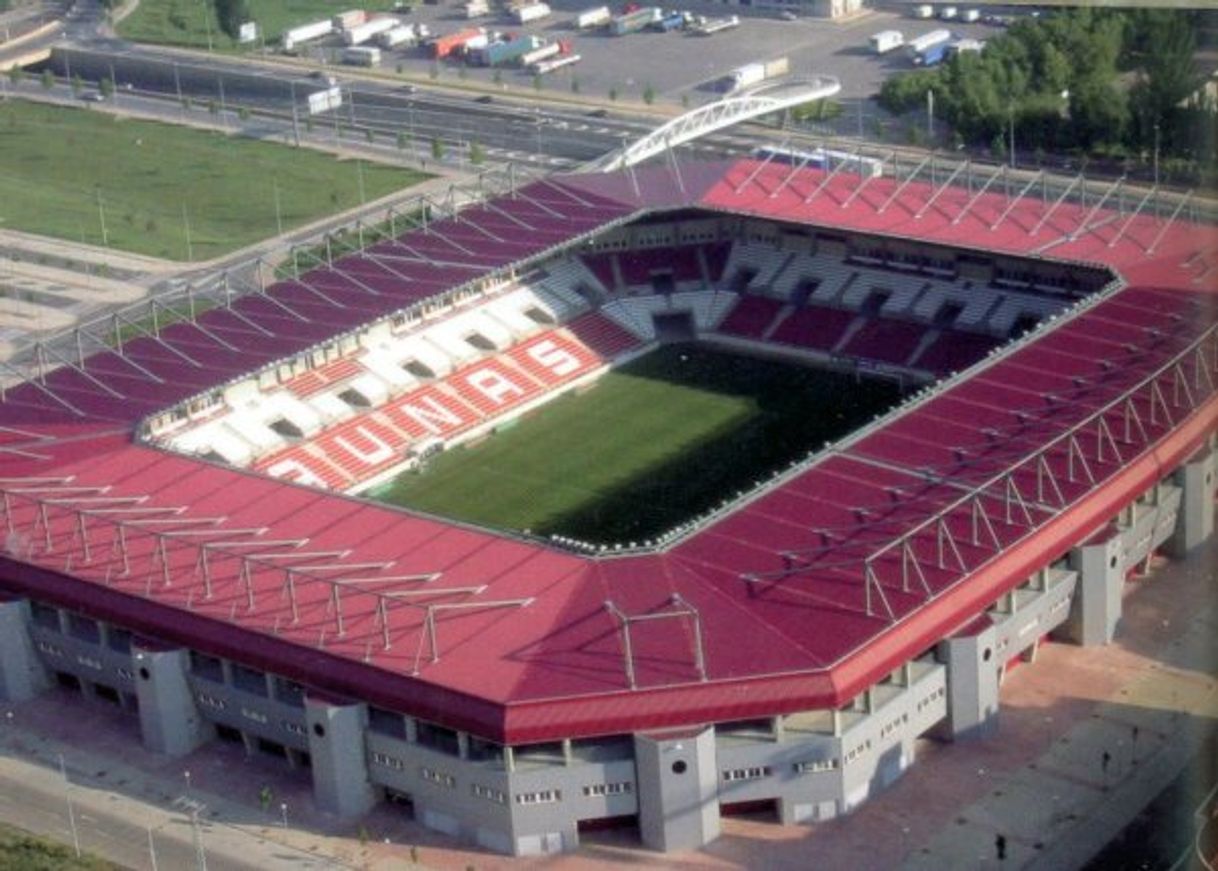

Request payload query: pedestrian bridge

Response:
[584,76,842,172]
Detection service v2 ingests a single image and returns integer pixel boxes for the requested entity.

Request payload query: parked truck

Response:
[344,17,398,45]
[869,29,903,53]
[907,28,951,63]
[914,40,951,66]
[463,0,489,17]
[574,5,610,28]
[282,18,333,51]
[431,26,486,58]
[610,6,661,34]
[650,11,684,31]
[519,40,564,66]
[911,4,933,18]
[691,14,738,35]
[532,52,580,74]
[378,25,416,48]
[512,2,551,23]
[471,34,543,66]
[332,9,366,29]
[342,46,382,66]
[722,56,788,92]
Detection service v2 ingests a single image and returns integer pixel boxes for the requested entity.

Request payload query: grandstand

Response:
[0,156,1213,859]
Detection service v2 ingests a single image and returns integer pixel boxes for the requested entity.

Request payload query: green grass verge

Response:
[373,344,905,543]
[0,820,120,871]
[0,100,428,260]
[118,0,405,51]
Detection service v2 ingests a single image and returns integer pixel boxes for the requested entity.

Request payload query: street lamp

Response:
[280,802,288,828]
[184,769,192,796]
[1153,122,1160,187]
[1008,103,1015,169]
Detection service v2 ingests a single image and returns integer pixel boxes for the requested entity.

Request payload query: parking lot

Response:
[291,4,1002,107]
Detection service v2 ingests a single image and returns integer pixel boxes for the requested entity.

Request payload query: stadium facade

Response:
[0,157,1214,856]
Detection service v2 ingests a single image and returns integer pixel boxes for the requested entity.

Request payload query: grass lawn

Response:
[0,820,120,871]
[373,344,905,543]
[0,100,427,260]
[119,0,404,51]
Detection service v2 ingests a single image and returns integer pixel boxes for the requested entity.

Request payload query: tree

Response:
[40,69,53,90]
[431,136,444,161]
[532,73,542,91]
[570,76,579,94]
[99,77,115,99]
[469,140,485,165]
[237,105,250,120]
[681,93,689,109]
[8,66,23,86]
[642,83,656,105]
[428,63,439,80]
[608,86,618,102]
[214,0,249,39]
[71,75,84,95]
[365,127,374,144]
[1070,76,1128,149]
[396,130,409,150]
[493,69,502,85]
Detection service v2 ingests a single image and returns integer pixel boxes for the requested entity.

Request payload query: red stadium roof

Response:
[0,160,1214,743]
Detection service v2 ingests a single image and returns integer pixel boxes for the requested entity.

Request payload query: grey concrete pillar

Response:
[1167,450,1215,557]
[1057,531,1124,646]
[0,599,50,702]
[132,646,215,757]
[933,621,999,741]
[304,696,376,818]
[634,727,719,852]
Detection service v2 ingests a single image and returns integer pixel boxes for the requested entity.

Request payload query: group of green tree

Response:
[879,9,1212,174]
[213,0,250,39]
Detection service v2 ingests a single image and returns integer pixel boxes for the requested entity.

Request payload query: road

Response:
[0,749,321,870]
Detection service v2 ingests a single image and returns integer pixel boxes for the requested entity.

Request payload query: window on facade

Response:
[416,721,460,756]
[189,651,224,682]
[368,706,407,740]
[30,601,60,630]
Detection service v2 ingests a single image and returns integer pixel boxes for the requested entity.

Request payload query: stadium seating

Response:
[909,330,1002,376]
[838,319,930,367]
[769,305,858,353]
[284,357,366,400]
[601,297,664,341]
[565,311,645,359]
[717,295,786,340]
[722,243,791,294]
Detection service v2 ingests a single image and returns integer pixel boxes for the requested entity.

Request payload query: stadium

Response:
[0,150,1214,857]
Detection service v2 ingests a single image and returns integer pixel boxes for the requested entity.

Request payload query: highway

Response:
[33,43,793,169]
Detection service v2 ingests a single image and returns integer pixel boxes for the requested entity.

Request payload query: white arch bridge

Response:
[584,76,841,173]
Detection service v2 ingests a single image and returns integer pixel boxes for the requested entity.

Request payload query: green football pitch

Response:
[371,344,905,543]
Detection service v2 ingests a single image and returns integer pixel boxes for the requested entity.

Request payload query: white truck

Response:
[282,18,333,51]
[513,2,551,24]
[869,29,903,54]
[911,4,933,18]
[961,8,980,22]
[463,0,489,17]
[724,56,788,91]
[343,17,398,46]
[342,46,382,66]
[574,5,611,28]
[377,25,416,48]
[939,6,958,20]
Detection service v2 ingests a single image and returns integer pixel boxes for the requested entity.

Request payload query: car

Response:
[80,92,105,102]
[587,108,609,118]
[473,94,493,103]
[778,10,797,20]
